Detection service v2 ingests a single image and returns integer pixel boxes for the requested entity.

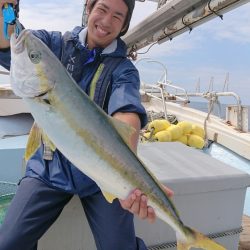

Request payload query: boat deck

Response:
[239,215,250,250]
[0,84,29,115]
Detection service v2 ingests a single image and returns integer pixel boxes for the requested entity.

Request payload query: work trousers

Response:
[0,177,147,250]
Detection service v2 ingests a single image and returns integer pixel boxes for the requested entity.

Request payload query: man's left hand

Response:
[119,186,174,223]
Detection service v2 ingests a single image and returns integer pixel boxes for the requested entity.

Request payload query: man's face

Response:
[87,0,128,49]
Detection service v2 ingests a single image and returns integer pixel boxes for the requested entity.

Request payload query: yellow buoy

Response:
[176,135,188,145]
[177,121,192,135]
[167,125,183,140]
[147,119,171,134]
[191,124,205,138]
[155,130,172,142]
[187,134,205,149]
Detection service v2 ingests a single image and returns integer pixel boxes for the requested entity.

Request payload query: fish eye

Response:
[29,50,42,64]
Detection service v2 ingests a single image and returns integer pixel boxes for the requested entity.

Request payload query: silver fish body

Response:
[10,30,226,250]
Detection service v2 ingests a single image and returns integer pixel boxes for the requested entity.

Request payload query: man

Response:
[0,0,173,249]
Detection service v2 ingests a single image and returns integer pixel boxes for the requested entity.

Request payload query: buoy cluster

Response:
[141,119,205,149]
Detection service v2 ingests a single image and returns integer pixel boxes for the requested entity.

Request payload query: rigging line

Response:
[181,15,193,33]
[208,0,223,20]
[137,41,158,55]
[162,27,173,41]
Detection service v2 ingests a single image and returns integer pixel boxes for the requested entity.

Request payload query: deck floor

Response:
[239,215,250,250]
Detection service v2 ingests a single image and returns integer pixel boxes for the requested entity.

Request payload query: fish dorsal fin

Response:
[108,116,136,150]
[102,191,117,203]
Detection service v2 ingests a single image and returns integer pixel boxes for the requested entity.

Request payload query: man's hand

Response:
[0,0,17,15]
[0,0,17,49]
[119,186,174,223]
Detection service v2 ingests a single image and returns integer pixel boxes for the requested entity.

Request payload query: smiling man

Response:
[0,0,173,249]
[87,0,128,48]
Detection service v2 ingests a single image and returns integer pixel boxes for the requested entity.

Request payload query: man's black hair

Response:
[15,0,20,17]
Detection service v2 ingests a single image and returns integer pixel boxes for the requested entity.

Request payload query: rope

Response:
[203,93,218,147]
[146,111,177,124]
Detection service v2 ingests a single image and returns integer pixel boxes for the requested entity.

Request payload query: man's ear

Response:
[86,0,91,15]
[86,7,90,15]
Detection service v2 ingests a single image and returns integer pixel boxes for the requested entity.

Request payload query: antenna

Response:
[208,76,214,92]
[223,72,229,92]
[195,77,201,92]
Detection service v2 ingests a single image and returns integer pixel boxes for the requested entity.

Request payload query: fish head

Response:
[10,30,59,98]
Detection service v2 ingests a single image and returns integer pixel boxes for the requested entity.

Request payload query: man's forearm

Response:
[0,16,14,49]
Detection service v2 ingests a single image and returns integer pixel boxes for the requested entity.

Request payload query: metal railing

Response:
[137,58,245,131]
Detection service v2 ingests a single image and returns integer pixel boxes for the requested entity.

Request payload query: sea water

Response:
[0,195,14,225]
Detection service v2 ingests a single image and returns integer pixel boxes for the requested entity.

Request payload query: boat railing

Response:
[141,81,190,120]
[137,58,246,131]
[175,91,244,131]
[136,57,190,118]
[142,82,246,131]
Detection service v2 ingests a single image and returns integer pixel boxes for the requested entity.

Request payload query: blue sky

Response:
[1,0,250,104]
[132,1,250,105]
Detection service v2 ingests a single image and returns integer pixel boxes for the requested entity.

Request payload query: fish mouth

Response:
[11,29,31,54]
[10,30,56,99]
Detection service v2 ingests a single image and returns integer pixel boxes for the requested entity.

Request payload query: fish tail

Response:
[176,227,226,250]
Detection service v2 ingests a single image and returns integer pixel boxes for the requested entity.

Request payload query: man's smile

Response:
[96,25,110,36]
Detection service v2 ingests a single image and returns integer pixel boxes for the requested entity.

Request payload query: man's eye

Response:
[98,8,105,13]
[114,15,122,22]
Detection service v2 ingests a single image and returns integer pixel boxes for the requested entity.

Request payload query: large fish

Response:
[10,30,226,250]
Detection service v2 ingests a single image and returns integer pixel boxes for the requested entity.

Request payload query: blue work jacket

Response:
[0,27,147,197]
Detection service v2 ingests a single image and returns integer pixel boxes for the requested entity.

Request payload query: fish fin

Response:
[176,227,226,250]
[102,191,117,203]
[108,117,136,150]
[25,123,42,162]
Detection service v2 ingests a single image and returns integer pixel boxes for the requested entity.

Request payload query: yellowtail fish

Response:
[10,30,226,250]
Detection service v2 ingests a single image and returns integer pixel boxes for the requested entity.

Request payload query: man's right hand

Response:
[0,0,17,49]
[0,0,17,17]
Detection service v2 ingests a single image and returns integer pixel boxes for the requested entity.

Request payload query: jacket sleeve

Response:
[108,59,148,128]
[0,48,11,71]
[31,30,63,59]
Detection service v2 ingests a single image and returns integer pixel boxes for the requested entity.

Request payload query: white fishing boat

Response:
[1,66,250,250]
[1,0,250,249]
